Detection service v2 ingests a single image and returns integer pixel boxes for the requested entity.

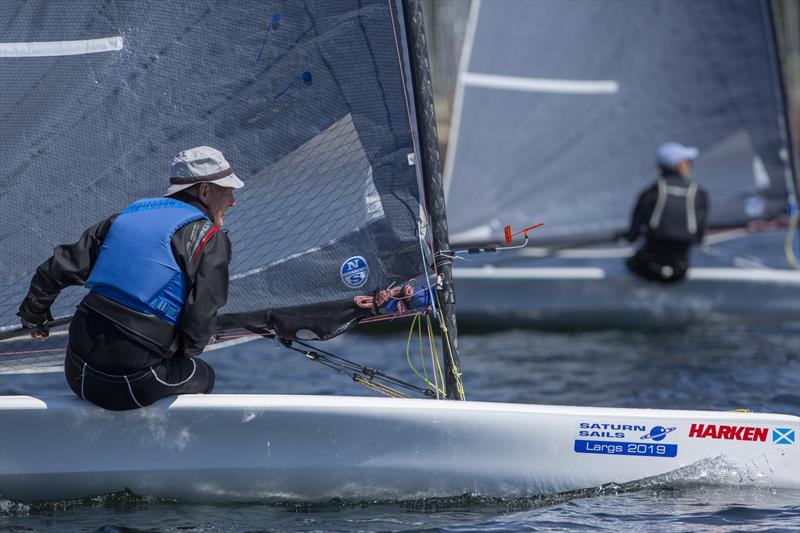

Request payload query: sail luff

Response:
[401,0,464,400]
[768,0,800,198]
[769,0,800,269]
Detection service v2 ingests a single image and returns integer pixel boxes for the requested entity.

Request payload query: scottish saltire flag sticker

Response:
[773,428,795,445]
[341,256,369,289]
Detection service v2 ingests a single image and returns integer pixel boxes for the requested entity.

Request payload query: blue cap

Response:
[656,142,699,168]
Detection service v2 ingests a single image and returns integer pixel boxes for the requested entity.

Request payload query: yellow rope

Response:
[425,315,447,398]
[400,278,466,400]
[434,291,466,401]
[417,312,428,379]
[405,312,445,396]
[426,315,442,396]
[405,314,421,377]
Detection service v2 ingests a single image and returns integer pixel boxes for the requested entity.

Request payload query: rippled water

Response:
[2,319,799,531]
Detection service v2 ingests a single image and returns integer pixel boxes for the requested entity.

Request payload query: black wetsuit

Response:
[624,172,709,282]
[18,192,231,410]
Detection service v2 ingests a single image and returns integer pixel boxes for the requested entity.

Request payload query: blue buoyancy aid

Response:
[86,198,208,324]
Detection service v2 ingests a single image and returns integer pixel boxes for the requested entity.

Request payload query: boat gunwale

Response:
[1,394,798,423]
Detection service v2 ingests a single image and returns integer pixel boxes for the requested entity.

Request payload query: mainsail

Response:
[0,1,446,371]
[445,0,797,246]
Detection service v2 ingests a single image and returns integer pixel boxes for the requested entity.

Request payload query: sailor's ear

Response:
[198,183,210,200]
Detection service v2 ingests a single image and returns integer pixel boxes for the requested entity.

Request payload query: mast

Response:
[769,0,800,194]
[402,0,465,400]
[768,0,800,268]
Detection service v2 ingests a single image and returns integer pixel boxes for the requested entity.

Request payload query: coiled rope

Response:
[354,283,416,314]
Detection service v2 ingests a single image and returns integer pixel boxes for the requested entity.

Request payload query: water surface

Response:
[1,319,799,531]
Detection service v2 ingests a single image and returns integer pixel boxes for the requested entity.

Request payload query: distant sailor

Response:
[17,146,242,410]
[623,142,709,282]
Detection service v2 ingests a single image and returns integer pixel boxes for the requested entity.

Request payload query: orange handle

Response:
[504,222,544,244]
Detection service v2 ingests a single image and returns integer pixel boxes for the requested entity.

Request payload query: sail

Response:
[0,0,433,370]
[444,0,795,245]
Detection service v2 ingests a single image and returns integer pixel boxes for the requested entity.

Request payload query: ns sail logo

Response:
[341,256,369,289]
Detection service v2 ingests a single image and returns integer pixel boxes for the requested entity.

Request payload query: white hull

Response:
[453,266,800,328]
[1,394,797,502]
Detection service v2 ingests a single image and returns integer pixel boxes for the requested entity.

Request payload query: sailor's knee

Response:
[196,359,215,393]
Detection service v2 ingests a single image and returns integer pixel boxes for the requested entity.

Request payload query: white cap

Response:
[656,142,699,169]
[166,146,245,195]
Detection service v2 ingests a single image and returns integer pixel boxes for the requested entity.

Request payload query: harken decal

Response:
[688,423,768,442]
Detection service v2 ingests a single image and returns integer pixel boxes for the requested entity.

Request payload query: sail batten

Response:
[0,36,123,57]
[462,73,620,95]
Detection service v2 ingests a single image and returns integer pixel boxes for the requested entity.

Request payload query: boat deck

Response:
[452,229,800,329]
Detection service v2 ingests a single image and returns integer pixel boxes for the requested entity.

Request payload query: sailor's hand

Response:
[275,337,292,348]
[21,318,49,339]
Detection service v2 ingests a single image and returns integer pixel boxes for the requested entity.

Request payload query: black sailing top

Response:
[18,192,231,364]
[625,171,710,264]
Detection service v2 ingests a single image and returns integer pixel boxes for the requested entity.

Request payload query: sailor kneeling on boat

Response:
[17,146,242,410]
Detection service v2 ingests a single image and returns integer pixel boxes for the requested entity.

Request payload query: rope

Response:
[434,250,454,270]
[354,282,416,314]
[432,289,466,401]
[358,309,425,324]
[405,313,445,397]
[286,340,437,399]
[425,314,444,398]
[352,375,410,398]
[396,294,463,401]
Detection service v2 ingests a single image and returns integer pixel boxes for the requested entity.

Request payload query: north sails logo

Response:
[688,423,768,442]
[340,256,369,289]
